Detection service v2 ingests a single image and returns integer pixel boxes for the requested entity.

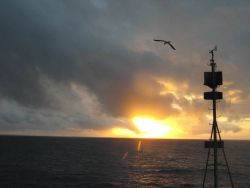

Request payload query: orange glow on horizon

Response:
[133,117,173,138]
[111,117,181,138]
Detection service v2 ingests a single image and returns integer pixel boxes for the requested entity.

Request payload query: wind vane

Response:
[209,45,217,61]
[153,39,176,50]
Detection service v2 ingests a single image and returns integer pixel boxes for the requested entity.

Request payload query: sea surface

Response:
[0,136,249,188]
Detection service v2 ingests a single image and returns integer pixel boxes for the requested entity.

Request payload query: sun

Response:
[132,117,174,138]
[111,117,179,138]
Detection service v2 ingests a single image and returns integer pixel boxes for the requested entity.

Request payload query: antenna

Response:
[202,46,234,188]
[209,45,217,65]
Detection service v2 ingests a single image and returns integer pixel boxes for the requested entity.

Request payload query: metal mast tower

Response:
[202,46,234,188]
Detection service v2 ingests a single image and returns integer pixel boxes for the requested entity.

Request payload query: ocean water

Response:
[0,136,249,188]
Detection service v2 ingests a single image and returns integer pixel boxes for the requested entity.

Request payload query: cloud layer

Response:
[0,0,250,138]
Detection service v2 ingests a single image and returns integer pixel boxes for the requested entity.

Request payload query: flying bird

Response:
[153,39,176,50]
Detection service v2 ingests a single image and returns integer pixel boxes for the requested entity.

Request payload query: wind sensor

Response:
[202,46,234,188]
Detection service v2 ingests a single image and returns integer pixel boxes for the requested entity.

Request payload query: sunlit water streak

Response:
[0,136,249,187]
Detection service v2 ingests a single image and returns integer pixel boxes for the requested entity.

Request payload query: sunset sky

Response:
[0,0,250,139]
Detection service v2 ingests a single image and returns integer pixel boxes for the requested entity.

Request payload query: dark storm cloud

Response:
[0,0,249,135]
[0,0,180,117]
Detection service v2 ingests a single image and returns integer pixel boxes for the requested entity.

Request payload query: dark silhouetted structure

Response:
[202,46,234,188]
[153,39,176,50]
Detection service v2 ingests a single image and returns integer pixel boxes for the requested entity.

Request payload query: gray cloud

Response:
[0,0,249,136]
[0,78,133,133]
[0,0,179,115]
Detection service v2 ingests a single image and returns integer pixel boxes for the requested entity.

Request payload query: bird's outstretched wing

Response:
[168,42,176,50]
[154,39,165,42]
[154,39,176,50]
